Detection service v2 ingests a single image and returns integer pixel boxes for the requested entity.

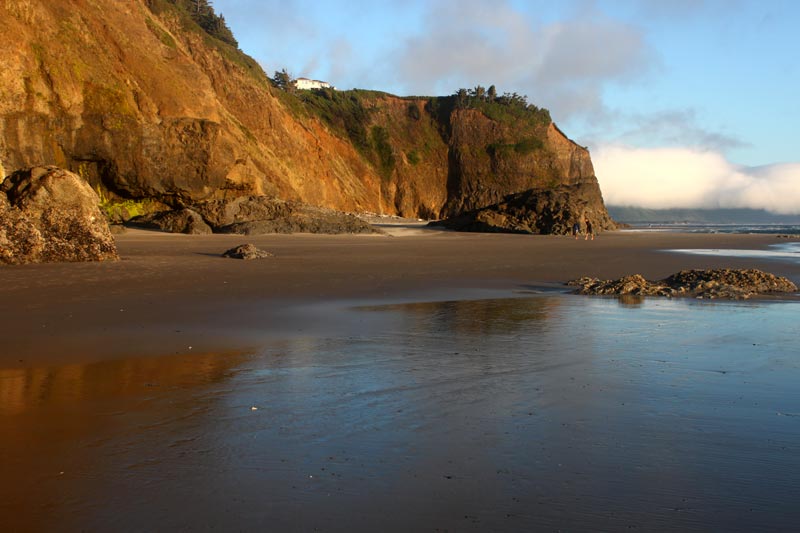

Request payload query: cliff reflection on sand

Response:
[0,350,247,532]
[0,351,245,416]
[357,296,560,337]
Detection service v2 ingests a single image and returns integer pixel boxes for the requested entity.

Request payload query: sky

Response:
[213,0,800,212]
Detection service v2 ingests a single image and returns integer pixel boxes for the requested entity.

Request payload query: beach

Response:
[2,227,799,531]
[1,227,797,365]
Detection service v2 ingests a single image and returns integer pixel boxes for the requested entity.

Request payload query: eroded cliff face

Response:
[442,113,596,217]
[0,0,613,230]
[0,0,380,210]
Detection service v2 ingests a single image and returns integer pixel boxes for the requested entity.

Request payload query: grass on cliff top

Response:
[284,88,552,148]
[447,91,552,130]
[276,88,404,178]
[472,99,551,129]
[275,86,553,179]
[279,88,383,153]
[423,93,551,142]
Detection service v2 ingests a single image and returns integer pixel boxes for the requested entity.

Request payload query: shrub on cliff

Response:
[284,88,401,174]
[148,0,238,47]
[453,86,552,128]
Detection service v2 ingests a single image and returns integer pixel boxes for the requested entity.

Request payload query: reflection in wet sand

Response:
[358,296,558,336]
[2,296,800,531]
[617,293,646,307]
[0,351,247,532]
[0,352,242,416]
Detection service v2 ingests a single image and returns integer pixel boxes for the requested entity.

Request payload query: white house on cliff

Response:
[294,78,336,90]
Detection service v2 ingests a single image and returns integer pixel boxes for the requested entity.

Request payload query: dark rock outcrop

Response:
[569,269,798,300]
[0,166,119,264]
[129,208,212,234]
[194,196,291,229]
[431,182,615,235]
[215,202,378,235]
[131,196,379,235]
[222,244,273,260]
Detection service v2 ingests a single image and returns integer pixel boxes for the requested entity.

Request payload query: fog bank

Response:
[594,145,800,215]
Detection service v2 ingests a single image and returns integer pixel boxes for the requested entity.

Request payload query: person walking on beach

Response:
[572,221,581,239]
[584,217,594,240]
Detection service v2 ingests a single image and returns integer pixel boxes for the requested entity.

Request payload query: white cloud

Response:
[594,145,800,214]
[387,1,536,95]
[615,109,747,152]
[388,0,656,120]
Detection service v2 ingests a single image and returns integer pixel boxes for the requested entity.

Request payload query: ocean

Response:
[630,225,800,264]
[669,241,800,263]
[623,222,800,235]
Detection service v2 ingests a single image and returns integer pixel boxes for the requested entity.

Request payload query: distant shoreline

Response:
[606,206,800,226]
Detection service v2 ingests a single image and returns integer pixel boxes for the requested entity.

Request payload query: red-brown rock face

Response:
[0,0,613,227]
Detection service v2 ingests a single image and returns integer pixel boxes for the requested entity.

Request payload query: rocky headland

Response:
[569,269,798,300]
[0,0,614,249]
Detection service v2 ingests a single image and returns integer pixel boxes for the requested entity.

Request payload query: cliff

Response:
[0,0,614,233]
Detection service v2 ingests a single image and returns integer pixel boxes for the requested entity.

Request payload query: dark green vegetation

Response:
[144,0,267,81]
[149,0,238,47]
[454,85,551,128]
[271,83,400,175]
[292,88,378,153]
[406,150,421,165]
[487,137,545,157]
[271,73,554,179]
[370,126,395,179]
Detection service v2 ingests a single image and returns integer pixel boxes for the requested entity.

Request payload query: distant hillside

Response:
[0,0,613,232]
[608,206,800,225]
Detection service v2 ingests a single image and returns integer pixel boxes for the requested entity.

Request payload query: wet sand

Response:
[0,227,796,366]
[2,227,799,531]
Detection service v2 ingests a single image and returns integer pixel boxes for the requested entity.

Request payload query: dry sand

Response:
[0,226,797,367]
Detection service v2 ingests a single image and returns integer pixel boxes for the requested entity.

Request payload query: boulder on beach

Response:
[222,243,274,260]
[0,166,119,265]
[568,269,798,300]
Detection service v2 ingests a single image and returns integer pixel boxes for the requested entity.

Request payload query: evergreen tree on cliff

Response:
[161,0,239,47]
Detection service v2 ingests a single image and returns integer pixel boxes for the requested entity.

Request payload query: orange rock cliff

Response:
[0,0,614,230]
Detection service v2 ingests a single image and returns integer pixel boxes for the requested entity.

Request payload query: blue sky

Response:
[214,0,800,212]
